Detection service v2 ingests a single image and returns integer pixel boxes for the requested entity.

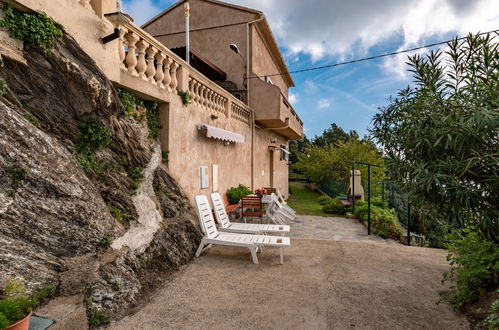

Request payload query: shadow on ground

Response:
[110,227,467,330]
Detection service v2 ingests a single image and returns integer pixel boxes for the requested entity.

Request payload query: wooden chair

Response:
[264,187,277,195]
[241,195,264,223]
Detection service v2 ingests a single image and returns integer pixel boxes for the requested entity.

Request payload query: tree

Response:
[313,123,358,147]
[370,33,499,240]
[292,139,386,183]
[289,135,311,165]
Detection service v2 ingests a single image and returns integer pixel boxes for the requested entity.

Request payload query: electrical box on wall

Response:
[200,166,209,189]
[212,165,218,192]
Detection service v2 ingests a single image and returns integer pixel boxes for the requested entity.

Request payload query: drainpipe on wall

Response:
[246,14,264,191]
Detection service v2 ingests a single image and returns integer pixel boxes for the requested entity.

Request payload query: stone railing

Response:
[231,101,251,126]
[188,76,228,117]
[118,23,182,92]
[109,20,252,126]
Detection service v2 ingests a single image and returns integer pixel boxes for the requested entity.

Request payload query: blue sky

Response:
[122,0,499,139]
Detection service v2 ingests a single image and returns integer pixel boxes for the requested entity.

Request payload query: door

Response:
[269,150,274,187]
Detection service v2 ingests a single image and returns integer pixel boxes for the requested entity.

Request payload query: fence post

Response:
[351,163,355,212]
[367,165,371,235]
[407,203,411,246]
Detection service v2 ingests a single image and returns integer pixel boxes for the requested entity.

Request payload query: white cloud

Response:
[229,0,499,61]
[318,98,330,109]
[288,92,298,104]
[123,0,161,26]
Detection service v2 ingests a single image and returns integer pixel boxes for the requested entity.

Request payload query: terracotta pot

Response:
[5,311,32,330]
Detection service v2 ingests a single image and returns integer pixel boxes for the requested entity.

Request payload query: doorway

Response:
[269,150,274,187]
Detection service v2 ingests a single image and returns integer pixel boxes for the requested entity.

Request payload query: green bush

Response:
[117,88,160,138]
[318,196,331,206]
[322,198,346,215]
[227,184,252,204]
[0,5,63,54]
[0,280,55,329]
[482,298,499,329]
[88,308,110,328]
[352,202,402,238]
[74,119,112,174]
[440,228,499,309]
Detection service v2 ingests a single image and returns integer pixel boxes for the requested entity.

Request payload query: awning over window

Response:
[197,124,245,143]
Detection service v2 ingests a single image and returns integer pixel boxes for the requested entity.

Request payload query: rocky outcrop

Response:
[0,30,202,320]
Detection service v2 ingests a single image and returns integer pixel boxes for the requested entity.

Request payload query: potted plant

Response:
[254,188,265,196]
[0,280,34,330]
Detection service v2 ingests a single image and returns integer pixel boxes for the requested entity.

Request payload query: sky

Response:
[122,0,499,139]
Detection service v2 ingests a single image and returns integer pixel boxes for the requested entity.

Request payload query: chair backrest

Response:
[270,193,283,208]
[241,195,263,217]
[195,195,219,239]
[241,195,262,209]
[211,193,231,228]
[276,189,286,203]
[264,187,277,195]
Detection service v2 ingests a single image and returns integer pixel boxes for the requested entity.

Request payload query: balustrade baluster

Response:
[118,27,128,70]
[146,46,158,84]
[170,62,179,91]
[125,32,139,76]
[163,57,173,92]
[154,52,166,88]
[136,40,148,80]
[193,81,200,104]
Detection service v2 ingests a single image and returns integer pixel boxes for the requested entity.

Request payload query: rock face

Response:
[0,31,202,319]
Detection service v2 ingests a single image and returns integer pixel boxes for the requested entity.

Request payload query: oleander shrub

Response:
[352,201,402,238]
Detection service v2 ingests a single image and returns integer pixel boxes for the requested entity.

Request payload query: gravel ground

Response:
[109,238,468,330]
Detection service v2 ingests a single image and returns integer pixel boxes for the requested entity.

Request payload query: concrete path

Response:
[110,216,467,330]
[289,215,386,242]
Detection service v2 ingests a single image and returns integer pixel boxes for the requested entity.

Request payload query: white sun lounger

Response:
[211,193,290,235]
[266,201,290,225]
[195,195,290,264]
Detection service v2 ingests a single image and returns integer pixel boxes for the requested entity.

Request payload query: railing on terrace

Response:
[115,20,252,127]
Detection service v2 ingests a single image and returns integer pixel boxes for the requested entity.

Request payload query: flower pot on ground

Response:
[4,311,31,330]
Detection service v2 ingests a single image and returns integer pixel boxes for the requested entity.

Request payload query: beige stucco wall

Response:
[143,0,256,92]
[250,27,289,98]
[15,0,121,82]
[163,96,253,203]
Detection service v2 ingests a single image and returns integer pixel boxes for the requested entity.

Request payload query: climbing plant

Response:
[0,5,64,54]
[117,88,160,139]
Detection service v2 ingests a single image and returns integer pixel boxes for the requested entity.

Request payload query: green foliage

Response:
[75,119,112,174]
[107,204,133,223]
[127,165,144,193]
[98,236,113,248]
[8,166,29,185]
[177,90,191,106]
[0,5,63,54]
[0,280,55,329]
[318,195,331,206]
[23,113,39,127]
[226,184,252,204]
[76,119,112,153]
[440,228,499,308]
[161,151,169,164]
[0,78,7,96]
[313,123,359,148]
[145,101,160,139]
[353,202,402,238]
[88,308,110,328]
[292,139,385,184]
[117,88,160,138]
[482,298,499,329]
[322,198,346,215]
[371,33,499,239]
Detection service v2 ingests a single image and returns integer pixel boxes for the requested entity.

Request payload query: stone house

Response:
[12,0,303,202]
